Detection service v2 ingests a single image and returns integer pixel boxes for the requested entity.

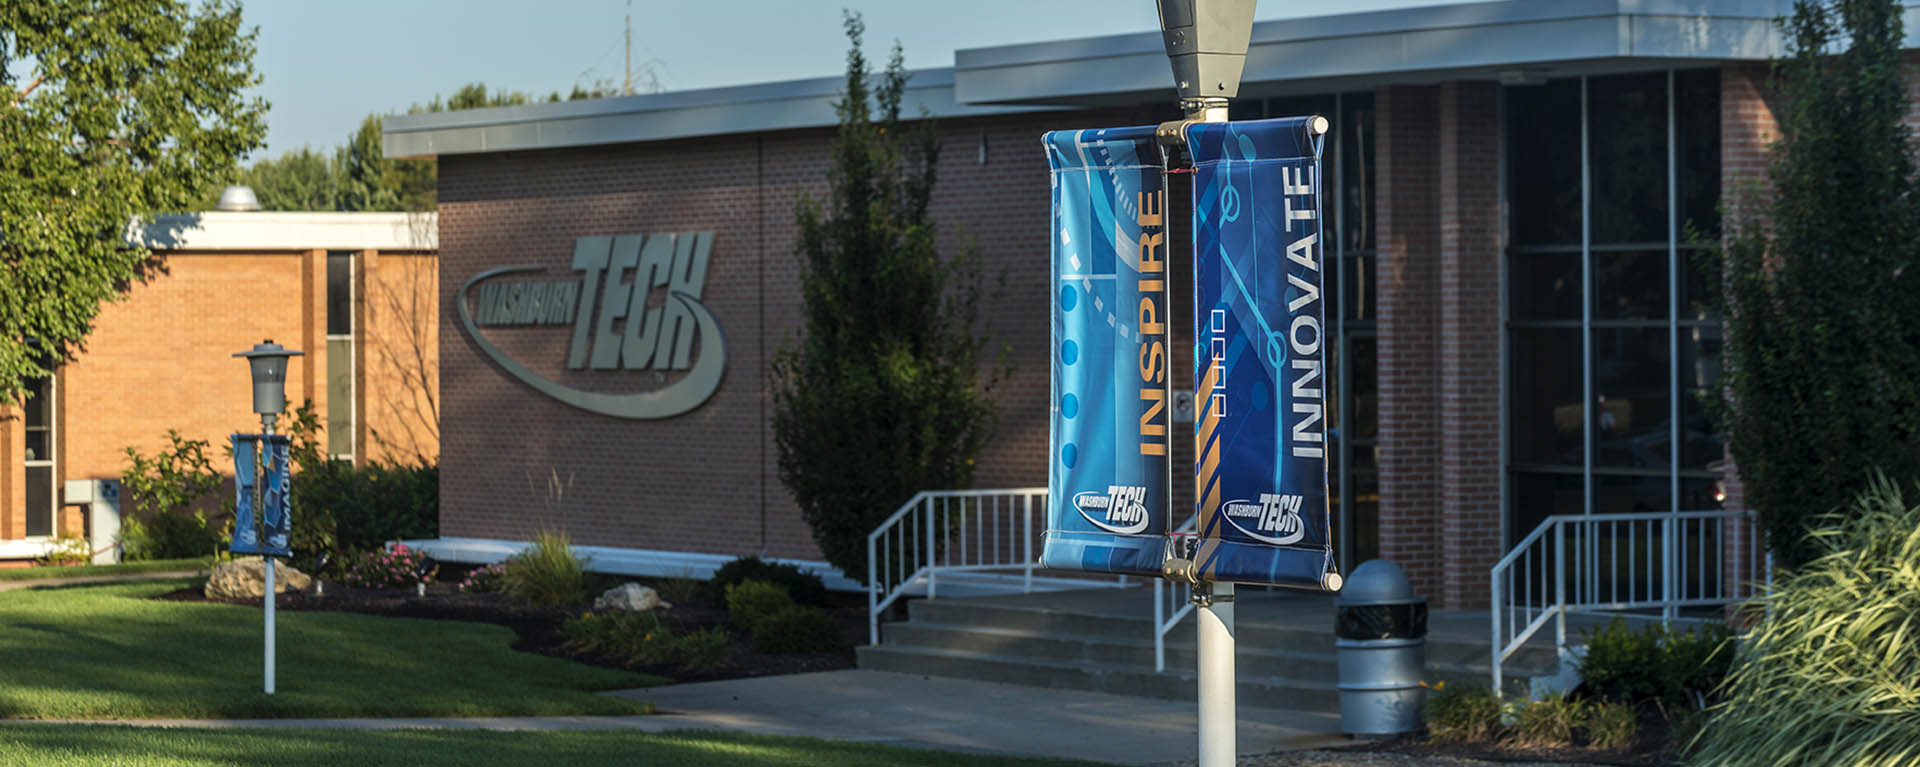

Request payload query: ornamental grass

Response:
[1690,476,1920,767]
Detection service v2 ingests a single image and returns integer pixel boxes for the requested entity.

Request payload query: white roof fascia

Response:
[127,212,438,252]
[381,68,1060,159]
[952,0,1822,105]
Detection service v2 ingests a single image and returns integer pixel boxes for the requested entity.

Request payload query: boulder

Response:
[205,557,312,600]
[593,582,669,612]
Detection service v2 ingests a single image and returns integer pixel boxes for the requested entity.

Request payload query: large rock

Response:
[593,582,669,612]
[205,557,312,600]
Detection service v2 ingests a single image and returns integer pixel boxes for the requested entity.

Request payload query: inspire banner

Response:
[1185,116,1338,590]
[1041,125,1173,577]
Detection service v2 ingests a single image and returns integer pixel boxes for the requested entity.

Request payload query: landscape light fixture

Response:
[233,340,304,431]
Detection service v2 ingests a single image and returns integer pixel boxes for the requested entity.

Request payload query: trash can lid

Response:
[1336,559,1427,606]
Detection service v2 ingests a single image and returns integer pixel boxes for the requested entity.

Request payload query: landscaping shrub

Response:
[724,579,795,634]
[1578,618,1732,706]
[458,563,507,593]
[653,574,703,606]
[281,402,438,566]
[708,556,828,606]
[38,533,91,567]
[342,543,430,589]
[1690,477,1920,767]
[502,530,591,607]
[748,605,843,655]
[1424,683,1502,744]
[559,611,731,673]
[1513,695,1586,747]
[119,430,228,560]
[1586,700,1638,750]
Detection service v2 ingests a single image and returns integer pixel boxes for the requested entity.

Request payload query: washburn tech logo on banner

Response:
[456,232,725,419]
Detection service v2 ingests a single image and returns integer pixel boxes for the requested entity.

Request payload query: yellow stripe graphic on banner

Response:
[1194,363,1226,572]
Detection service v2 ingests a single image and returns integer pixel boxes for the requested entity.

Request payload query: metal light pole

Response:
[234,340,302,695]
[1153,3,1256,766]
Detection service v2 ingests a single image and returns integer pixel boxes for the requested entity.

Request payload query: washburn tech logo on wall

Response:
[457,232,725,419]
[1072,485,1152,535]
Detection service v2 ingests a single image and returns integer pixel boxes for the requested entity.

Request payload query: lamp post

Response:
[234,340,302,695]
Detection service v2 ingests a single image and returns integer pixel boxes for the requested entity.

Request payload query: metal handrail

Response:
[1490,509,1767,694]
[867,488,1048,645]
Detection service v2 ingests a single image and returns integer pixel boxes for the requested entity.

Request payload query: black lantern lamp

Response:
[233,340,304,432]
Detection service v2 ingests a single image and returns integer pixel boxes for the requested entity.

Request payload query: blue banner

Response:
[1041,125,1172,576]
[230,434,292,557]
[231,435,259,555]
[1185,116,1337,589]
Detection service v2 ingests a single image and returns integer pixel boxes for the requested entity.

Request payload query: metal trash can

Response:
[1335,559,1428,735]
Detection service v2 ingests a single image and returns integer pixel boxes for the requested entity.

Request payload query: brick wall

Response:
[434,107,1157,563]
[1436,82,1503,608]
[0,246,435,549]
[1374,85,1444,598]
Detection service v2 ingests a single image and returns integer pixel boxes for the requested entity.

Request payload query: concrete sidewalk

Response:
[30,670,1350,764]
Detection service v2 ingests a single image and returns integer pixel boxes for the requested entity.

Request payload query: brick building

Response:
[386,1,1859,606]
[0,212,438,563]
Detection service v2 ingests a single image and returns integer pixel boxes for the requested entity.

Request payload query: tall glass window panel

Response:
[1593,250,1669,320]
[1507,80,1582,247]
[1588,73,1670,245]
[1591,328,1672,470]
[326,252,354,460]
[1510,328,1584,466]
[22,372,54,537]
[1676,69,1722,239]
[1341,93,1376,254]
[1678,325,1726,470]
[1511,252,1581,322]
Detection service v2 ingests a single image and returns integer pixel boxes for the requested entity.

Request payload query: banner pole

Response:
[261,413,276,696]
[1188,97,1232,767]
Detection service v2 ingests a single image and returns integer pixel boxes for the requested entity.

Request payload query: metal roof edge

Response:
[128,211,439,251]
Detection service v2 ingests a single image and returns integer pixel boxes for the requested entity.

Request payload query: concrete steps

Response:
[857,592,1559,707]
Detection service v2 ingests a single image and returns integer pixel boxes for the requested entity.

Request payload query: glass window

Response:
[1505,69,1726,559]
[1507,80,1582,247]
[1340,93,1376,253]
[1591,328,1672,470]
[1511,253,1581,321]
[22,371,54,537]
[327,253,353,336]
[1588,73,1670,245]
[1510,328,1584,465]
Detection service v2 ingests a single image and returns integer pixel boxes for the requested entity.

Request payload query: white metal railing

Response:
[1151,515,1200,671]
[867,488,1048,645]
[1490,509,1768,693]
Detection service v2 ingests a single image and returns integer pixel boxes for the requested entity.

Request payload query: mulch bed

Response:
[1331,706,1693,766]
[153,566,865,684]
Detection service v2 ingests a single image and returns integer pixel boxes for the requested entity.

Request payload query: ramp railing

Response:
[1490,509,1768,693]
[867,488,1048,645]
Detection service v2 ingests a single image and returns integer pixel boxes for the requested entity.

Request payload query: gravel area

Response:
[1156,749,1586,767]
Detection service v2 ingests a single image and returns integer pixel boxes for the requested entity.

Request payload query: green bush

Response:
[724,580,795,634]
[748,605,843,655]
[1578,618,1732,706]
[280,402,438,567]
[1424,683,1502,744]
[119,430,229,560]
[559,610,732,673]
[1586,700,1638,750]
[1691,477,1920,767]
[709,556,828,606]
[502,530,591,607]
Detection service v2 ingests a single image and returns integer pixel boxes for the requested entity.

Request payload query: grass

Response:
[0,559,208,582]
[0,726,1109,767]
[0,580,662,719]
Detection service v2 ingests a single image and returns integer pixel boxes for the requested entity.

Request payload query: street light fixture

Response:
[233,339,302,696]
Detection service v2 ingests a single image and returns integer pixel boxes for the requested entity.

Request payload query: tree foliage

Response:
[1705,0,1920,568]
[0,0,267,401]
[771,13,1005,581]
[240,81,617,213]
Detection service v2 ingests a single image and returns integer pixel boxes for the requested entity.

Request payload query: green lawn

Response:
[0,580,662,719]
[0,559,208,582]
[0,726,1107,767]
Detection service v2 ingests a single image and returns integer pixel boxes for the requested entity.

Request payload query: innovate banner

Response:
[231,434,293,557]
[1042,125,1172,577]
[1185,116,1337,589]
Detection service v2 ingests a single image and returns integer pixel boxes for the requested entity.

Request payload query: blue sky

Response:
[248,0,1454,156]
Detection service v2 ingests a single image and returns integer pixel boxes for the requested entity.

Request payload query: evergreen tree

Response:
[1708,0,1920,568]
[771,13,1004,581]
